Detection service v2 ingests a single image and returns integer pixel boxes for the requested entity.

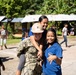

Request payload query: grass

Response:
[7,38,21,45]
[6,35,76,45]
[68,35,76,38]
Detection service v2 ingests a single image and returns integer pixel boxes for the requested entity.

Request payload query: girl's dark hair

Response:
[47,28,58,43]
[39,15,48,22]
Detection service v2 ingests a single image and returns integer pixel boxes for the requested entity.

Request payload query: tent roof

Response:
[11,18,23,22]
[2,19,8,22]
[0,16,6,21]
[2,18,23,23]
[21,15,41,23]
[46,14,76,21]
[21,14,76,23]
[1,14,76,23]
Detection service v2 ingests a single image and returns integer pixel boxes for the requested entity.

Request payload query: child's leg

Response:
[0,39,3,50]
[4,39,7,49]
[16,54,25,75]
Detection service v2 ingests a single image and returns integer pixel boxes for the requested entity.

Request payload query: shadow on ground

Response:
[0,57,14,62]
[7,47,17,49]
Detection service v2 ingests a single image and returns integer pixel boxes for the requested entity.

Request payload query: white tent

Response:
[11,18,23,22]
[21,15,41,23]
[47,14,76,21]
[0,16,6,21]
[21,14,76,23]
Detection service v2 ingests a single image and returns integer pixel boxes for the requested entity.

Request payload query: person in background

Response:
[51,25,56,30]
[42,28,63,75]
[0,58,5,75]
[70,28,74,36]
[16,23,44,75]
[29,15,48,57]
[21,30,29,40]
[60,24,68,47]
[0,25,8,50]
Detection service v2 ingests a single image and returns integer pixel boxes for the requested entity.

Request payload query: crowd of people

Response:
[0,15,63,75]
[16,15,63,75]
[1,15,75,75]
[0,15,76,75]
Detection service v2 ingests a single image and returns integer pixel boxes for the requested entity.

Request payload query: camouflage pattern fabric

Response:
[17,37,42,75]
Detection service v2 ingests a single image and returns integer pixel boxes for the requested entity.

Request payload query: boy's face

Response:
[65,24,68,28]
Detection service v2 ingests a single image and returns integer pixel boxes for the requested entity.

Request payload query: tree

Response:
[0,0,76,34]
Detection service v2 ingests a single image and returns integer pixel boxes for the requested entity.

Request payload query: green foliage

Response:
[1,0,76,36]
[1,0,76,17]
[57,29,62,36]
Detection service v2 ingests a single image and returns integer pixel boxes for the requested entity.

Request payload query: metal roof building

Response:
[0,16,6,21]
[21,14,76,23]
[11,18,23,22]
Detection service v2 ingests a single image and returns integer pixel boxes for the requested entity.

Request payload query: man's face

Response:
[34,33,42,41]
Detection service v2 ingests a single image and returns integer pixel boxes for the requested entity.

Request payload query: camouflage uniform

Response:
[17,37,42,75]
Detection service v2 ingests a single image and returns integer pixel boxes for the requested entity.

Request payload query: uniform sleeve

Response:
[28,27,33,37]
[56,45,63,58]
[17,40,27,57]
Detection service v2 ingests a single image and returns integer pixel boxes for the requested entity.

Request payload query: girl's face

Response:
[40,19,48,30]
[46,31,55,44]
[34,33,42,41]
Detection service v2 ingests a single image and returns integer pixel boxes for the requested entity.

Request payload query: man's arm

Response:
[17,40,26,57]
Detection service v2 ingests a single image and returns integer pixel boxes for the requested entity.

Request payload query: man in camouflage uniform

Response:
[17,23,43,75]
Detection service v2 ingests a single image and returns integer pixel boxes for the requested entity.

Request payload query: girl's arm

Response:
[30,36,42,51]
[55,57,62,65]
[47,55,62,65]
[30,36,43,57]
